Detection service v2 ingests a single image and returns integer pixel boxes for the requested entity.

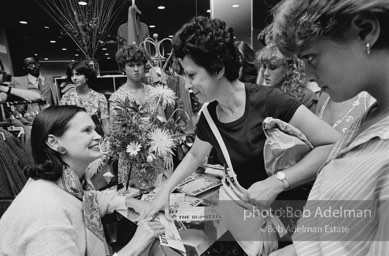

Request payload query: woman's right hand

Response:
[138,188,171,221]
[122,217,165,255]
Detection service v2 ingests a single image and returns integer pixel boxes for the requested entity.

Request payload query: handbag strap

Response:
[201,104,235,177]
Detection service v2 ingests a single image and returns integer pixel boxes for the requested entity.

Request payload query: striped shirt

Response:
[293,104,389,256]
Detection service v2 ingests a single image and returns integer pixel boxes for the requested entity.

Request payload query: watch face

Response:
[277,171,286,180]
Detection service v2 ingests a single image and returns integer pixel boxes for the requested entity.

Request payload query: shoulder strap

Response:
[201,104,235,175]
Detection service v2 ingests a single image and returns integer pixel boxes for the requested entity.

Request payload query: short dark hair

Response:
[172,16,241,82]
[24,106,86,181]
[115,44,148,70]
[235,41,258,84]
[66,61,97,86]
[23,54,39,62]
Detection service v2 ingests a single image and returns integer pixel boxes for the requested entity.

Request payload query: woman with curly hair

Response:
[257,43,318,112]
[109,44,166,184]
[140,16,339,252]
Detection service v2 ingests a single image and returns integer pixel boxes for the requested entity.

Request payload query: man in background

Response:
[11,54,59,106]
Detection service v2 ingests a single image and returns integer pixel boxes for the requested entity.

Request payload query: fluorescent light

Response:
[62,48,67,51]
[168,35,173,38]
[44,26,50,29]
[105,53,109,56]
[44,58,48,60]
[149,25,156,28]
[19,21,28,24]
[71,60,75,62]
[158,6,165,9]
[75,54,79,56]
[50,40,56,43]
[78,1,87,5]
[207,9,211,13]
[102,47,107,50]
[34,53,38,56]
[107,57,111,59]
[232,4,239,8]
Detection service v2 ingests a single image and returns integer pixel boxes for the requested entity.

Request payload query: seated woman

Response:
[141,16,339,226]
[271,0,389,255]
[0,106,164,255]
[109,45,166,185]
[257,43,318,112]
[60,61,110,136]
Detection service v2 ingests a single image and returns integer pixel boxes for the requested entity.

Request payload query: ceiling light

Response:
[78,1,87,5]
[207,9,211,13]
[102,47,107,50]
[72,60,75,62]
[50,40,56,43]
[232,4,239,8]
[44,58,48,60]
[44,26,50,29]
[34,53,38,56]
[19,21,28,24]
[62,48,67,51]
[75,53,79,56]
[149,25,156,28]
[168,35,173,38]
[158,6,165,9]
[107,57,111,59]
[105,53,109,56]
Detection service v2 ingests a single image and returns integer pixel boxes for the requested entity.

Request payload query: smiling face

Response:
[298,38,368,102]
[71,69,88,87]
[56,112,102,176]
[180,55,220,104]
[124,61,144,83]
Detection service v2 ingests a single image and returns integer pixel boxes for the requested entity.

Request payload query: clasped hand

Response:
[242,175,285,208]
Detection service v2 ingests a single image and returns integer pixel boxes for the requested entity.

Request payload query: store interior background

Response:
[0,0,279,80]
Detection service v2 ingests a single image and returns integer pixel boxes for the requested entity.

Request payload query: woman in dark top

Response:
[257,43,318,112]
[142,16,340,218]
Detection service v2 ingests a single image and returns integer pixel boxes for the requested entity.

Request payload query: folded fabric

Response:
[263,117,313,176]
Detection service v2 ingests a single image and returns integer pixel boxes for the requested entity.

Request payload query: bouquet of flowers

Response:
[108,85,189,192]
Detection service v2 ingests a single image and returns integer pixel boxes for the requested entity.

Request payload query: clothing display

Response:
[293,104,389,256]
[0,171,127,256]
[11,74,59,106]
[117,5,149,46]
[0,128,31,197]
[196,83,301,189]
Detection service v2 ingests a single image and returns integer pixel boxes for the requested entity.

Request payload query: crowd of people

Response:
[1,0,389,255]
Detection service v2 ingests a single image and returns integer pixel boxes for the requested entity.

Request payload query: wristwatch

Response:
[276,171,289,189]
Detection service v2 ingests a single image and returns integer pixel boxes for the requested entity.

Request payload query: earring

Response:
[57,146,67,154]
[365,43,371,55]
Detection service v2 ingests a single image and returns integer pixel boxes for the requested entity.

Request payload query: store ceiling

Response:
[1,0,278,74]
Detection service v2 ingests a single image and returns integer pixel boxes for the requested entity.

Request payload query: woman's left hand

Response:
[243,175,285,208]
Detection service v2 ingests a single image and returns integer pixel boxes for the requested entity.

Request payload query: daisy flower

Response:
[147,153,156,163]
[126,142,142,156]
[148,128,174,157]
[149,85,176,108]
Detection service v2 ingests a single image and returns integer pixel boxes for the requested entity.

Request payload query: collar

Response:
[28,73,45,85]
[332,108,389,159]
